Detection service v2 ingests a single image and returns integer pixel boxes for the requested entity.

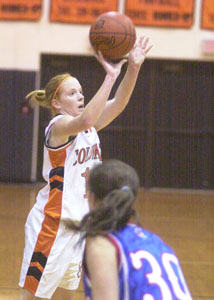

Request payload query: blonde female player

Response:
[18,36,152,300]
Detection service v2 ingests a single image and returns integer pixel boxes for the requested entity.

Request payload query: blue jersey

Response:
[83,223,192,300]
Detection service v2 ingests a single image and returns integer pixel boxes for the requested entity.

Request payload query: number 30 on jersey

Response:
[130,250,192,300]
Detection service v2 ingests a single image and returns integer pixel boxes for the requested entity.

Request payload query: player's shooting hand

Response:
[94,50,128,80]
[128,35,153,67]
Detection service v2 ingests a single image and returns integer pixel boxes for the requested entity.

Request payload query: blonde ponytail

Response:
[25,90,52,109]
[25,73,72,116]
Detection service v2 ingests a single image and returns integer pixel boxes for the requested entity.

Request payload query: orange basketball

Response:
[89,11,136,60]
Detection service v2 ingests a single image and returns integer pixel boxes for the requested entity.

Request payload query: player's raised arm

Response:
[94,36,153,131]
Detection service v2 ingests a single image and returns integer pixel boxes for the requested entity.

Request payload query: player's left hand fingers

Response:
[145,44,153,54]
[138,35,145,48]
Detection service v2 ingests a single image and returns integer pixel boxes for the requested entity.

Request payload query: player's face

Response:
[57,77,84,116]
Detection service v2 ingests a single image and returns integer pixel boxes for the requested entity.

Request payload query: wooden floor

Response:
[0,183,214,300]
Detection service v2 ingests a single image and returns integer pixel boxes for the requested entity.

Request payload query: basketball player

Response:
[67,159,193,300]
[18,35,152,300]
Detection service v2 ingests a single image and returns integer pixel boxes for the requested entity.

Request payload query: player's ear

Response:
[51,98,61,110]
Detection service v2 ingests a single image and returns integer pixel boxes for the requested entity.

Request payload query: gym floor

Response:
[0,183,214,300]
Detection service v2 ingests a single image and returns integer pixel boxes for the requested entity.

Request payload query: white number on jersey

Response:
[130,250,192,300]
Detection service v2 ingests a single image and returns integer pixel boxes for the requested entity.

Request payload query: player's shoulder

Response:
[125,224,174,253]
[45,114,64,131]
[86,236,116,260]
[142,228,175,254]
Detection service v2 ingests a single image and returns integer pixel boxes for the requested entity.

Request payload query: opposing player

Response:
[66,159,193,300]
[18,36,152,300]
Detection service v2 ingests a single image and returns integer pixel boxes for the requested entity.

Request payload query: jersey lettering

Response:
[73,143,101,166]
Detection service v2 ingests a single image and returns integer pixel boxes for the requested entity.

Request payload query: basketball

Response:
[89,11,136,60]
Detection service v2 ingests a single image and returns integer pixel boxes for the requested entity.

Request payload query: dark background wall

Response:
[0,70,35,182]
[0,56,213,189]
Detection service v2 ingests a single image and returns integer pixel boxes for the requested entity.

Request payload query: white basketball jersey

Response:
[34,115,101,221]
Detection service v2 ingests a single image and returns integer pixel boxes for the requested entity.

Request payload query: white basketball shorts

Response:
[19,206,84,299]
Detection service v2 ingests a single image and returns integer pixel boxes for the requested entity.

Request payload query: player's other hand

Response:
[129,35,153,67]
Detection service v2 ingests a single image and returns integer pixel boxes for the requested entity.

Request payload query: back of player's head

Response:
[65,159,140,237]
[89,159,140,200]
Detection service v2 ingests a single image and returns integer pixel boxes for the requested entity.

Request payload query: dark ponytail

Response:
[65,159,140,238]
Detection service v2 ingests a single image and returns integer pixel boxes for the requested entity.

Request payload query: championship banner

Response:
[125,0,194,28]
[0,0,42,20]
[50,0,118,23]
[201,0,214,29]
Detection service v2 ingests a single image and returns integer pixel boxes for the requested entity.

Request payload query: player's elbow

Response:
[114,102,128,116]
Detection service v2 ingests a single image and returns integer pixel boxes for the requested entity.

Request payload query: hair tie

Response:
[121,186,130,191]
